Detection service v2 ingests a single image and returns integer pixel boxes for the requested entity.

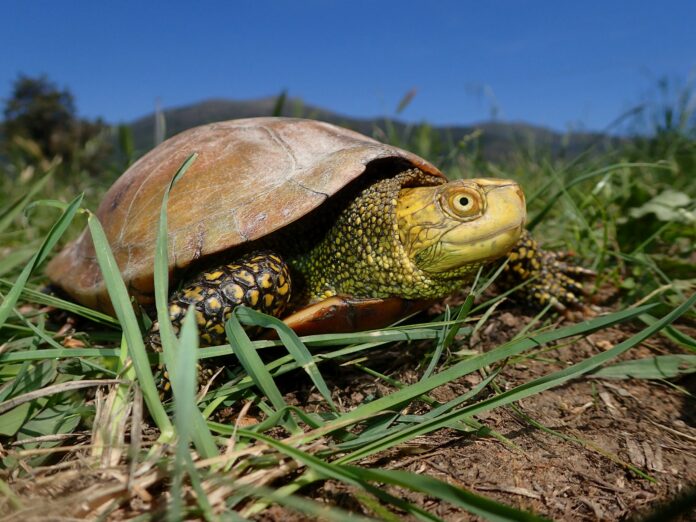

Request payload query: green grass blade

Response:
[0,193,83,331]
[0,169,53,235]
[333,370,499,453]
[0,347,120,363]
[178,315,218,459]
[236,307,337,410]
[0,281,119,326]
[639,313,696,352]
[169,307,208,520]
[591,354,696,380]
[157,325,470,363]
[0,324,463,365]
[85,212,173,436]
[0,478,24,511]
[422,300,472,381]
[11,306,73,351]
[239,431,444,521]
[183,452,216,521]
[348,467,549,522]
[226,308,299,433]
[423,368,500,420]
[154,153,197,352]
[151,153,217,458]
[234,482,378,522]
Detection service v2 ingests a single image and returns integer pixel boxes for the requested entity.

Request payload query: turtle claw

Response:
[552,259,596,278]
[499,230,594,317]
[549,295,597,321]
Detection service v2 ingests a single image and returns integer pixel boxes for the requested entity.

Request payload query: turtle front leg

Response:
[148,250,293,346]
[147,250,292,395]
[499,230,594,315]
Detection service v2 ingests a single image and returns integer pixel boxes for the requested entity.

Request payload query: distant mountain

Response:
[127,97,619,162]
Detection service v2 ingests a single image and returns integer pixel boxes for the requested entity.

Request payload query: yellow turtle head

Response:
[300,171,526,302]
[396,178,526,274]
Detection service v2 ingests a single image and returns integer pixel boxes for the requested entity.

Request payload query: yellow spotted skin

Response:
[161,251,292,346]
[292,169,481,301]
[148,251,292,394]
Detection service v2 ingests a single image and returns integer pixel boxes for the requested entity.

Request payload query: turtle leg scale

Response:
[147,250,292,394]
[164,250,292,345]
[501,230,593,315]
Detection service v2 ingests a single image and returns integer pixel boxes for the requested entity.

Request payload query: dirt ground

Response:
[3,302,695,521]
[261,304,696,521]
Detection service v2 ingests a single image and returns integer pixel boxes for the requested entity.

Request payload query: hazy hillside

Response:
[128,97,619,162]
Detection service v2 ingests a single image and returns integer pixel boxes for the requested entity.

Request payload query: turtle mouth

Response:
[446,220,525,248]
[430,222,525,272]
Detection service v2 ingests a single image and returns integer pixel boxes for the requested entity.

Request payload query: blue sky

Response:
[2,1,694,131]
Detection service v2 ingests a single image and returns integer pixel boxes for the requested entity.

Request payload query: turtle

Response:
[46,117,581,348]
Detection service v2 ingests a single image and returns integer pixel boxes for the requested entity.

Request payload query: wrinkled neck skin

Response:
[292,169,484,302]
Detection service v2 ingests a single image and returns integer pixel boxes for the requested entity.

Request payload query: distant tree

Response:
[2,74,110,174]
[4,75,76,158]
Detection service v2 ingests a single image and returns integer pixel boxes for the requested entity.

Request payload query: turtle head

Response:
[396,178,526,275]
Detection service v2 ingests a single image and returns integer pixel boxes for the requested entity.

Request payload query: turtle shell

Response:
[46,117,445,315]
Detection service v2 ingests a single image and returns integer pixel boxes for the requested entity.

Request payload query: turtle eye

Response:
[442,188,483,220]
[454,195,472,211]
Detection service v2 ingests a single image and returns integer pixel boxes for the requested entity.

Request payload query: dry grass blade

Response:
[0,379,121,415]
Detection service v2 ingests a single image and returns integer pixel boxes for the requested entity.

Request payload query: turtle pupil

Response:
[458,196,469,207]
